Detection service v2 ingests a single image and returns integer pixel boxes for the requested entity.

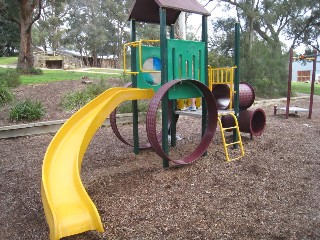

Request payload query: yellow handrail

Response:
[123,41,139,75]
[138,40,160,73]
[123,40,161,75]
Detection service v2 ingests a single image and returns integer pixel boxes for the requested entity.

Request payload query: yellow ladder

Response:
[217,112,244,162]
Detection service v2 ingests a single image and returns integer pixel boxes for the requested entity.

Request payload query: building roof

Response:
[129,0,210,25]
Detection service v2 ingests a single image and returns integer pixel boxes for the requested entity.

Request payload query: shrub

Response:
[0,69,21,88]
[117,101,132,114]
[86,79,109,96]
[117,100,149,114]
[253,76,287,98]
[28,67,43,75]
[60,90,92,111]
[120,72,131,84]
[60,80,110,112]
[0,87,14,106]
[9,99,45,121]
[17,67,43,75]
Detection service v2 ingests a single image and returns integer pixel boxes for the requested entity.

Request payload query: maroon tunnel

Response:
[211,84,230,109]
[221,108,266,137]
[212,82,256,110]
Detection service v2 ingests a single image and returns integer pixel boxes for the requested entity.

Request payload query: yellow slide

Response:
[41,87,154,240]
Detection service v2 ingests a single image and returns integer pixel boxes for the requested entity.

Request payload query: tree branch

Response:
[0,1,21,26]
[252,21,272,43]
[219,0,241,8]
[290,13,318,49]
[28,0,42,32]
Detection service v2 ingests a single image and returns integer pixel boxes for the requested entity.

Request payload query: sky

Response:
[187,1,306,53]
[187,1,235,39]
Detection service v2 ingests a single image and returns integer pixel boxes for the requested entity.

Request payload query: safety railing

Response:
[208,66,237,110]
[123,40,160,75]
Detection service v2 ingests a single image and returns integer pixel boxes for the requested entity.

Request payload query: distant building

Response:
[33,47,117,69]
[292,55,320,82]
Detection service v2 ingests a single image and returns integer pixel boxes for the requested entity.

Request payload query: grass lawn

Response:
[0,67,121,85]
[21,69,119,84]
[292,81,320,95]
[0,57,18,65]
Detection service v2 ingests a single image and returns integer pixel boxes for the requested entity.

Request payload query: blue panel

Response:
[153,57,161,70]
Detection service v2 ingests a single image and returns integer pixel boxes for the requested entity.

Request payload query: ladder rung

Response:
[217,112,245,162]
[223,126,237,131]
[229,155,244,161]
[225,141,241,147]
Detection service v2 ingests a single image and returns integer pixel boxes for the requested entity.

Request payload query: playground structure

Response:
[207,67,266,139]
[41,0,266,239]
[274,48,319,119]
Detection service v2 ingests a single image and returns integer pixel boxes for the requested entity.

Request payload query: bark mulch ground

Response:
[0,80,319,239]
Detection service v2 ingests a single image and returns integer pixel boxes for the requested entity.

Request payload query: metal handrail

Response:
[138,40,160,73]
[123,41,139,75]
[208,66,237,110]
[123,40,160,75]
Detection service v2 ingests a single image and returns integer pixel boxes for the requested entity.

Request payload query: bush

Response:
[117,100,149,114]
[86,79,109,96]
[253,77,287,98]
[0,87,14,106]
[9,99,45,121]
[60,90,92,111]
[239,41,288,98]
[120,72,131,84]
[60,80,110,111]
[28,67,43,75]
[0,69,21,88]
[17,67,43,75]
[117,101,132,114]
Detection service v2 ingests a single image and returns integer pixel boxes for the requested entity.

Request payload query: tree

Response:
[102,0,132,68]
[287,1,320,51]
[217,0,310,54]
[209,17,237,59]
[32,0,67,52]
[0,17,20,56]
[63,0,132,68]
[209,2,290,97]
[63,0,111,67]
[0,0,42,72]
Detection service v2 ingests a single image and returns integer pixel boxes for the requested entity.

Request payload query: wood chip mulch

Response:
[0,80,319,239]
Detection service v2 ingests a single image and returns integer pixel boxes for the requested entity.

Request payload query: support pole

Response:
[233,23,240,145]
[131,19,139,154]
[170,24,177,147]
[286,48,293,119]
[201,15,208,155]
[160,8,169,168]
[308,50,317,119]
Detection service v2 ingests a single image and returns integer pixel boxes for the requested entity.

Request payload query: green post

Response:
[201,15,208,149]
[233,22,240,146]
[160,8,169,168]
[131,19,139,154]
[170,24,174,39]
[169,24,177,147]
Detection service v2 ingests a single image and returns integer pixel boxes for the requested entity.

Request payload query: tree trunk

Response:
[17,22,34,71]
[92,48,97,67]
[16,0,41,73]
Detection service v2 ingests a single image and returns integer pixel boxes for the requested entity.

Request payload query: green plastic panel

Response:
[136,46,161,92]
[167,81,203,100]
[135,40,206,100]
[167,39,205,99]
